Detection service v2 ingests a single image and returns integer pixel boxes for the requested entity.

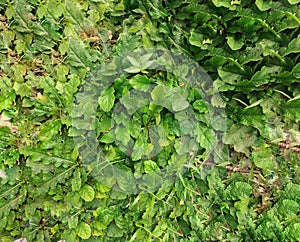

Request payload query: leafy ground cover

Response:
[0,0,300,241]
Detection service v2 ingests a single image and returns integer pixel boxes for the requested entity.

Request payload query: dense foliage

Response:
[0,0,300,241]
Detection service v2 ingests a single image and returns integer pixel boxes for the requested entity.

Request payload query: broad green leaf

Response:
[251,66,281,86]
[120,90,149,114]
[129,75,152,91]
[131,131,153,160]
[124,66,141,73]
[234,197,250,211]
[149,125,169,147]
[129,117,142,139]
[189,31,204,48]
[193,100,209,113]
[26,160,55,175]
[151,85,168,104]
[127,56,140,66]
[80,184,95,202]
[283,99,300,122]
[282,184,300,203]
[227,36,244,50]
[0,92,15,112]
[77,222,91,240]
[129,228,149,241]
[99,130,114,143]
[218,69,242,84]
[284,223,300,241]
[72,169,82,191]
[226,181,252,200]
[239,106,266,131]
[288,0,300,4]
[12,64,26,82]
[144,160,160,174]
[116,169,137,193]
[141,173,163,191]
[171,94,189,112]
[68,216,78,229]
[284,35,300,56]
[98,87,115,112]
[39,119,62,141]
[223,124,257,153]
[140,53,153,63]
[211,0,231,8]
[56,65,69,83]
[255,0,272,11]
[292,63,300,78]
[278,199,300,217]
[211,94,226,108]
[252,145,277,173]
[67,39,94,68]
[115,125,131,146]
[106,223,124,238]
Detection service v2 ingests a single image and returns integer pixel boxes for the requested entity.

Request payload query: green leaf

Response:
[129,228,149,241]
[223,124,257,153]
[227,36,244,50]
[239,106,266,131]
[106,223,124,237]
[127,56,140,66]
[226,181,252,200]
[56,65,69,83]
[251,66,281,86]
[115,125,131,146]
[77,222,92,240]
[99,130,114,143]
[0,92,16,112]
[124,66,141,73]
[151,85,168,104]
[171,94,189,112]
[119,91,149,115]
[39,119,62,141]
[255,0,272,11]
[98,87,115,112]
[283,99,300,122]
[278,199,300,217]
[218,69,242,84]
[284,35,300,56]
[288,0,300,4]
[72,168,82,191]
[285,223,300,240]
[211,0,231,8]
[129,75,152,91]
[292,63,300,78]
[80,184,95,202]
[144,160,160,174]
[26,160,55,175]
[68,216,79,229]
[193,100,209,113]
[131,131,153,161]
[189,31,204,47]
[67,39,94,68]
[252,145,277,173]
